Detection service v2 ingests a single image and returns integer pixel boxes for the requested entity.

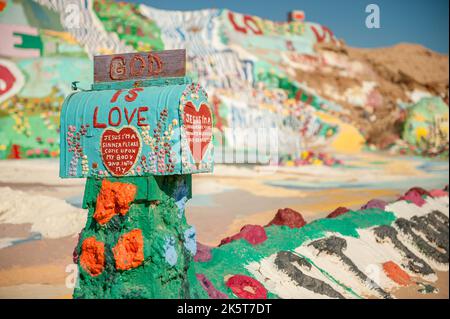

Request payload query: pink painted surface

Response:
[0,24,40,58]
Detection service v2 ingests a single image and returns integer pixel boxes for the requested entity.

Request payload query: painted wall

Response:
[0,0,341,160]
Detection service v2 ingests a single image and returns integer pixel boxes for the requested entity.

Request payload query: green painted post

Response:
[73,175,206,298]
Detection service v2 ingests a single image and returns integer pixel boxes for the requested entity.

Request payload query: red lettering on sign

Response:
[110,88,143,103]
[109,56,127,80]
[100,127,141,176]
[93,106,107,128]
[108,106,122,126]
[94,50,185,83]
[109,54,164,81]
[228,11,247,33]
[93,105,149,128]
[110,90,124,103]
[137,107,149,127]
[124,88,143,102]
[244,16,263,35]
[228,12,263,35]
[130,54,145,77]
[310,25,335,43]
[124,107,137,124]
[148,54,163,75]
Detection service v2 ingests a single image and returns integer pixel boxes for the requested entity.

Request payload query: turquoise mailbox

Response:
[61,50,214,299]
[60,50,213,178]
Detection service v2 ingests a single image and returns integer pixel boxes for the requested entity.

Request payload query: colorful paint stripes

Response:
[194,187,449,299]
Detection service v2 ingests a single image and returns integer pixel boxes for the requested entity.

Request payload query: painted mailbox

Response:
[60,78,213,178]
[60,50,214,299]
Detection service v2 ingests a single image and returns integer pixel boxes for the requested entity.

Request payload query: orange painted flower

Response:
[94,179,137,225]
[80,237,105,276]
[113,229,144,271]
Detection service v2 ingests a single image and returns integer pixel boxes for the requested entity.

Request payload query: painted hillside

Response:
[0,0,448,161]
[192,187,449,299]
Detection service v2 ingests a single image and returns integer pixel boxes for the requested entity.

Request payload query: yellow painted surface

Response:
[416,127,428,141]
[316,111,365,153]
[43,30,78,44]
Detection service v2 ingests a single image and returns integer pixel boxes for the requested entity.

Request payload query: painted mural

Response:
[0,0,448,162]
[194,188,449,299]
[0,0,339,161]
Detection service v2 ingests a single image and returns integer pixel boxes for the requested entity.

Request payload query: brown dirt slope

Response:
[347,43,449,96]
[309,42,448,148]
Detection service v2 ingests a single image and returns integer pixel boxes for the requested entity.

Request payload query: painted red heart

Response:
[100,127,141,176]
[183,101,212,163]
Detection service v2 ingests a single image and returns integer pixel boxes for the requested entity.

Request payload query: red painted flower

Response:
[226,275,267,299]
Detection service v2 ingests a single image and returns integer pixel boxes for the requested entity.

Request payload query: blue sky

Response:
[125,0,449,53]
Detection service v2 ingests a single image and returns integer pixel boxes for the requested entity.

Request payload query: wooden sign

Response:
[93,49,186,83]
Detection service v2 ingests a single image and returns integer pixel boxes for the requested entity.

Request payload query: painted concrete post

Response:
[59,50,214,298]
